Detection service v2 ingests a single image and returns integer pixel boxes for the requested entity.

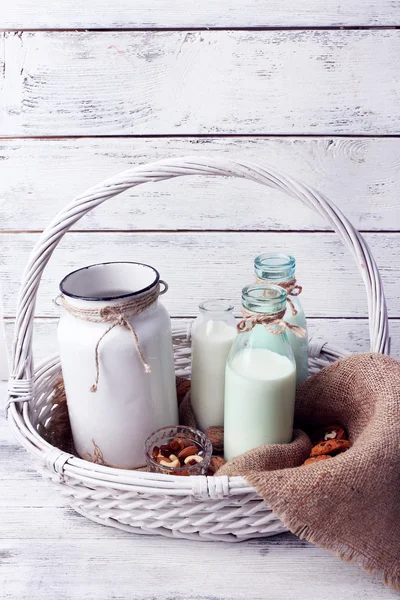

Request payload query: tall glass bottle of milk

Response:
[224,284,297,461]
[191,301,237,431]
[254,253,308,384]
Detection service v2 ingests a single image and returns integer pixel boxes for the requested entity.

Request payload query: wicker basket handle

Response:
[8,156,389,405]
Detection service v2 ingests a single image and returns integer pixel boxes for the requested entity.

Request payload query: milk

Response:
[250,303,308,385]
[191,320,237,431]
[224,348,296,461]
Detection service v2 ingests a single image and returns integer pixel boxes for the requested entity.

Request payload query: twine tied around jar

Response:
[81,439,124,468]
[60,281,167,392]
[256,277,302,316]
[237,307,306,338]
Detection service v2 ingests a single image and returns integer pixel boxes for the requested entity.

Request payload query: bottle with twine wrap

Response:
[57,262,179,469]
[254,253,308,384]
[224,283,306,461]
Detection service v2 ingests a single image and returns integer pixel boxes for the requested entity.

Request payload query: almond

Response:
[180,439,194,448]
[169,439,181,452]
[177,445,199,460]
[151,446,160,459]
[173,436,192,449]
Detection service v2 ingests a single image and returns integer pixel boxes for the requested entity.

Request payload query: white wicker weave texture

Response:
[7,157,390,541]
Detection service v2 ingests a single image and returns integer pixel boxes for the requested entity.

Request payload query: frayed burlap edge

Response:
[245,471,400,591]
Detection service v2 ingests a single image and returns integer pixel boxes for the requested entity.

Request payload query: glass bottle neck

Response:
[254,253,296,283]
[199,300,234,314]
[198,300,235,324]
[242,284,287,314]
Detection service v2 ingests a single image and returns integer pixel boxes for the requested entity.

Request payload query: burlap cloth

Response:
[183,353,400,590]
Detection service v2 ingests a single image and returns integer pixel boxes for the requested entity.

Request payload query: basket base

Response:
[72,505,289,542]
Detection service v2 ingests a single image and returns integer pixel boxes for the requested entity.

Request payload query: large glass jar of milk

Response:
[254,253,308,384]
[57,262,178,469]
[224,284,297,461]
[191,301,237,431]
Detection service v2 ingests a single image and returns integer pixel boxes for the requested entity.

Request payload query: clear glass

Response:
[145,426,212,476]
[191,300,237,431]
[224,284,297,461]
[254,253,308,384]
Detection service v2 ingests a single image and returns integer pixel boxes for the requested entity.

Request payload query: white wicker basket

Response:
[7,157,389,541]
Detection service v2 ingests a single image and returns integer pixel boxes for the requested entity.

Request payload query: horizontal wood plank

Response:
[1,137,400,232]
[2,31,400,136]
[4,317,400,363]
[1,232,398,318]
[2,0,400,29]
[2,536,396,600]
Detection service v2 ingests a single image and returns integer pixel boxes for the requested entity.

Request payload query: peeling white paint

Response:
[2,31,400,135]
[1,0,400,28]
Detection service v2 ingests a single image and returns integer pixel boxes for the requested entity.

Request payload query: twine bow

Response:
[61,283,164,392]
[237,307,306,338]
[256,277,303,316]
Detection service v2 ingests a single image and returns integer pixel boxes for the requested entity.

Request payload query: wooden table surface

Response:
[1,380,397,600]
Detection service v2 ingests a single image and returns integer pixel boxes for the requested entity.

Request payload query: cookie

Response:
[311,424,347,445]
[303,455,332,466]
[310,439,352,457]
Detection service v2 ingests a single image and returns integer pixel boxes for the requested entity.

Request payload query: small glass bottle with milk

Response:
[191,300,237,431]
[254,253,308,384]
[224,284,297,461]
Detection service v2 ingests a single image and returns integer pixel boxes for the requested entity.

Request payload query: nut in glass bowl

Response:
[144,426,212,476]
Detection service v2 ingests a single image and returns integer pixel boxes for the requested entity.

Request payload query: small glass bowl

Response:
[145,426,212,476]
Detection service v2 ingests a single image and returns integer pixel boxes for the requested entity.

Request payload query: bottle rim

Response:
[199,300,234,313]
[254,253,295,271]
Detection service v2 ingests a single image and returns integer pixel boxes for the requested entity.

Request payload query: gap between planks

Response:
[1,26,400,32]
[2,134,400,140]
[4,316,400,321]
[1,229,400,234]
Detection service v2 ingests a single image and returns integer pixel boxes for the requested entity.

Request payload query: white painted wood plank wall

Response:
[2,232,400,318]
[0,10,399,358]
[2,31,400,135]
[1,138,400,231]
[1,4,400,597]
[2,0,400,28]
